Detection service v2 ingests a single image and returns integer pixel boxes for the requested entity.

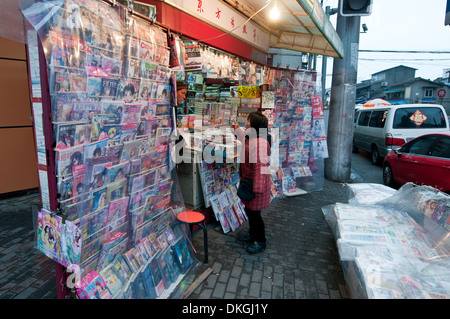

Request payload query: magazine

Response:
[106,196,130,230]
[118,79,139,103]
[56,144,84,177]
[37,209,62,263]
[77,270,112,299]
[126,58,141,78]
[111,254,133,283]
[101,100,125,124]
[106,179,128,202]
[97,232,128,271]
[53,69,70,93]
[100,78,119,98]
[171,237,192,274]
[72,101,102,122]
[60,220,82,268]
[98,263,124,297]
[140,61,158,80]
[55,123,76,149]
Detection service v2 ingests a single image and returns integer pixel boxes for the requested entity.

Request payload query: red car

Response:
[383,132,450,194]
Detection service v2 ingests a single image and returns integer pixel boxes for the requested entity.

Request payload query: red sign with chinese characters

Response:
[409,110,428,126]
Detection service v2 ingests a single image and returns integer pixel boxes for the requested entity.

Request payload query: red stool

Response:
[177,211,208,263]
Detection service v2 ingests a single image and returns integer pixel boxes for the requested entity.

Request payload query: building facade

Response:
[356,65,450,114]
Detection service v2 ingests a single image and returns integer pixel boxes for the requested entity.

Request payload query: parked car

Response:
[353,104,449,164]
[382,132,450,194]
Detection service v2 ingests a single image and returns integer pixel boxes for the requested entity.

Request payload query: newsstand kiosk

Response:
[22,0,330,299]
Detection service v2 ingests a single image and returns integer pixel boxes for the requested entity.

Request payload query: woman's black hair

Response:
[247,111,271,147]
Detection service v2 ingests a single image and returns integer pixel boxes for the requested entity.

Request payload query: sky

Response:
[321,0,450,87]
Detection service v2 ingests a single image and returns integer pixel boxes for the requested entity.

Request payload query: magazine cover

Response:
[97,232,128,271]
[54,92,81,122]
[80,207,108,240]
[55,123,76,149]
[140,61,158,80]
[102,57,122,76]
[70,75,87,92]
[74,124,91,146]
[53,69,70,93]
[84,138,109,161]
[56,144,84,177]
[139,79,152,100]
[140,259,158,299]
[92,186,107,212]
[72,173,86,198]
[121,139,146,161]
[106,179,128,202]
[163,247,181,284]
[37,209,62,263]
[126,57,141,78]
[72,101,102,121]
[101,100,124,124]
[111,254,133,283]
[139,39,154,61]
[77,270,112,299]
[101,78,119,98]
[58,176,74,202]
[171,237,192,274]
[60,220,82,267]
[118,79,139,103]
[98,263,124,297]
[312,138,329,159]
[91,114,118,141]
[223,206,240,231]
[156,250,171,289]
[106,196,130,230]
[105,161,130,184]
[131,270,148,299]
[122,104,142,125]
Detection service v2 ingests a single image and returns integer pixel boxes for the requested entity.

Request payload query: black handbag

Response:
[237,178,254,203]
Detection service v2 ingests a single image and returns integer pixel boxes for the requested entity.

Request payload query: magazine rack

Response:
[22,0,200,299]
[176,211,208,264]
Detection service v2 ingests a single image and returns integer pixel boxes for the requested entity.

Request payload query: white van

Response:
[353,104,449,164]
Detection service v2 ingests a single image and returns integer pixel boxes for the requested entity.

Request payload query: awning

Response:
[241,0,344,58]
[154,0,343,60]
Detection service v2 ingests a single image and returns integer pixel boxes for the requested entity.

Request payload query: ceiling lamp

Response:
[270,0,280,20]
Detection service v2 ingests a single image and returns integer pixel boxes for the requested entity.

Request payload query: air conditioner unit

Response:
[381,81,388,87]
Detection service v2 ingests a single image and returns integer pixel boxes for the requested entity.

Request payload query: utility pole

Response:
[324,12,361,182]
[321,6,338,107]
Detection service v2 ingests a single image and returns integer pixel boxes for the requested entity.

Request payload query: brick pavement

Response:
[188,177,351,299]
[0,190,57,299]
[0,151,381,299]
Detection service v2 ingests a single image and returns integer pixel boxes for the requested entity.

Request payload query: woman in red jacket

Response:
[232,111,272,254]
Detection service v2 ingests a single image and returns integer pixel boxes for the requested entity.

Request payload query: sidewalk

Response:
[0,151,382,299]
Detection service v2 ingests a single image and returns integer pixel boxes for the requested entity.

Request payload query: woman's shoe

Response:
[246,242,266,254]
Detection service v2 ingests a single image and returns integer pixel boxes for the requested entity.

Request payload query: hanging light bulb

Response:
[270,0,280,20]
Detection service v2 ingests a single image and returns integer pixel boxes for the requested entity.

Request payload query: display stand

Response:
[22,0,200,299]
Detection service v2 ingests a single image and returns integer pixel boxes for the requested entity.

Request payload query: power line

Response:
[359,50,450,54]
[359,58,450,61]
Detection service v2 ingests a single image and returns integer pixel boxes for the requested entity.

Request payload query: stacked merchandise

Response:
[176,127,245,233]
[323,183,450,299]
[24,0,198,298]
